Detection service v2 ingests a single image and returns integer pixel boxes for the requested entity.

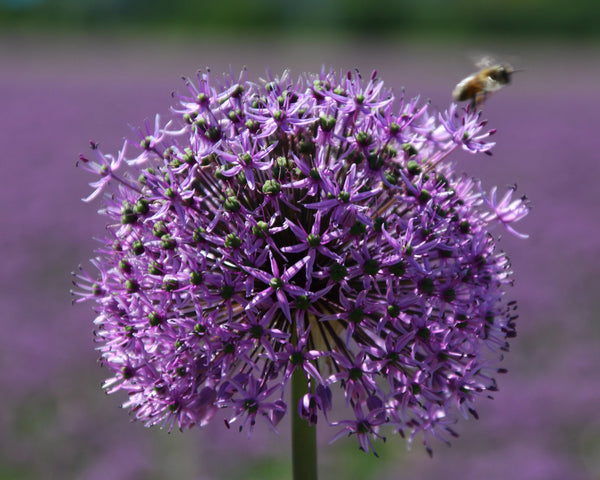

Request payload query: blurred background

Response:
[1,1,599,479]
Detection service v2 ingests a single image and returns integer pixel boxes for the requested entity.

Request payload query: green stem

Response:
[291,366,318,480]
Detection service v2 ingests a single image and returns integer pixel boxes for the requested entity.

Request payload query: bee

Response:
[452,58,515,107]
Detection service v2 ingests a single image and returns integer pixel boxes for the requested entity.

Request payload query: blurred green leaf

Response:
[0,0,598,39]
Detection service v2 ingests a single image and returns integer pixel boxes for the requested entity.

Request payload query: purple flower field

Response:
[1,35,599,479]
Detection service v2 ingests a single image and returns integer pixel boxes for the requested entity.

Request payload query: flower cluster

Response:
[74,68,529,454]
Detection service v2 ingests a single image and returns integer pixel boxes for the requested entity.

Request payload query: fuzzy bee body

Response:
[452,63,514,107]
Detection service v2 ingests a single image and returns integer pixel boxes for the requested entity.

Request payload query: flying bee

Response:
[452,59,516,107]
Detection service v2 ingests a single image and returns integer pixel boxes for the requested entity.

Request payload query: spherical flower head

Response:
[73,68,529,454]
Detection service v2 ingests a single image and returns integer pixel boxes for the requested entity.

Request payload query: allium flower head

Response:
[74,68,529,454]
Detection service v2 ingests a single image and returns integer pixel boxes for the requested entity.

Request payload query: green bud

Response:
[364,259,379,275]
[252,221,269,237]
[205,126,221,142]
[418,189,432,204]
[125,279,138,292]
[153,221,168,237]
[295,295,310,310]
[163,278,178,292]
[355,131,371,145]
[133,198,149,217]
[148,261,161,275]
[189,271,203,285]
[148,311,161,327]
[337,191,350,203]
[307,233,321,247]
[161,235,176,250]
[220,285,234,299]
[442,288,456,302]
[192,227,205,243]
[319,115,336,132]
[402,143,418,157]
[384,171,398,185]
[224,233,242,249]
[417,327,431,341]
[407,160,421,175]
[120,203,137,224]
[350,221,367,236]
[140,137,152,150]
[224,196,241,212]
[131,240,144,256]
[418,277,434,294]
[389,261,405,276]
[330,263,347,282]
[118,259,131,273]
[262,180,281,196]
[245,119,259,132]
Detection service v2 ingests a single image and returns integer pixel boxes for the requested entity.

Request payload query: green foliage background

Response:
[1,0,598,40]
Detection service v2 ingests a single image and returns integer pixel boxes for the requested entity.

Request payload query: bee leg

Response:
[474,92,487,108]
[467,98,480,112]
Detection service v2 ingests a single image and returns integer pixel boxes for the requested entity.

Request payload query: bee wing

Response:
[476,55,498,69]
[467,52,496,69]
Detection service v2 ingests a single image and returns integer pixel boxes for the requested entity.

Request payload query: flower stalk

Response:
[292,366,318,480]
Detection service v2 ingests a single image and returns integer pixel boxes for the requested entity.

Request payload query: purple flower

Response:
[73,68,529,454]
[479,183,530,239]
